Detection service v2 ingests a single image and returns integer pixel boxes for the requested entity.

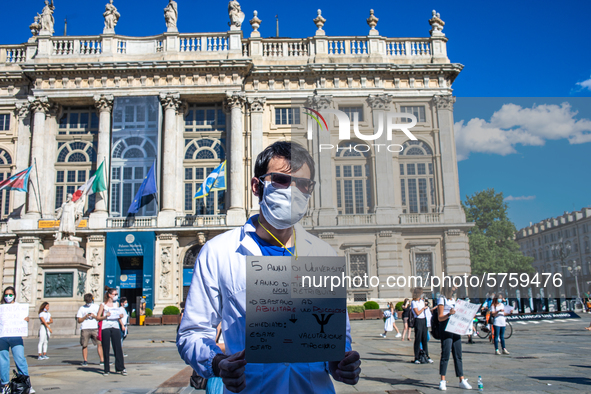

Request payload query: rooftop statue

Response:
[164,0,178,32]
[39,0,55,36]
[103,0,121,34]
[228,0,245,30]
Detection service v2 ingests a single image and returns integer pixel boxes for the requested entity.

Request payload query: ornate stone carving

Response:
[28,96,50,114]
[39,0,55,36]
[157,233,175,241]
[103,0,120,34]
[159,92,181,111]
[30,13,42,38]
[94,94,114,113]
[446,229,461,236]
[433,95,455,111]
[159,246,172,298]
[44,272,73,298]
[88,235,105,243]
[15,102,31,119]
[77,272,87,296]
[164,0,178,32]
[228,0,245,30]
[306,94,332,110]
[247,97,266,113]
[20,252,33,302]
[249,11,261,32]
[89,248,102,299]
[55,193,84,243]
[319,232,334,239]
[313,9,326,32]
[225,91,245,110]
[197,232,207,246]
[429,10,445,37]
[367,94,392,110]
[378,230,393,238]
[366,9,379,31]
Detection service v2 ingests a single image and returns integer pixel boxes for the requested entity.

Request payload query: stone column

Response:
[13,102,32,214]
[26,96,50,218]
[43,103,60,217]
[225,92,246,225]
[433,95,465,223]
[247,97,265,214]
[158,93,181,227]
[15,236,42,336]
[154,233,179,315]
[85,235,106,300]
[367,94,397,225]
[92,94,114,217]
[306,95,337,227]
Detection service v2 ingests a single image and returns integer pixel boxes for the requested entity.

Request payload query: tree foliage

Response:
[463,189,534,275]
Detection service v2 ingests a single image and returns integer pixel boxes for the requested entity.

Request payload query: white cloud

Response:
[504,195,536,202]
[455,102,591,160]
[576,77,591,91]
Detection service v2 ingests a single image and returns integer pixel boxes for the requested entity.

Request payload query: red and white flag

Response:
[71,175,96,202]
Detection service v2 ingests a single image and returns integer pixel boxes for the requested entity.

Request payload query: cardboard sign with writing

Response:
[445,299,479,336]
[0,304,29,338]
[245,256,347,364]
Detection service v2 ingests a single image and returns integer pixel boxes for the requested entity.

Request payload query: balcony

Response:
[106,216,157,228]
[399,213,442,224]
[336,214,376,226]
[175,215,226,227]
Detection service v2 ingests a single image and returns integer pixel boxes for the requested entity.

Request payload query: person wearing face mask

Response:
[119,297,129,357]
[76,293,104,367]
[37,302,53,360]
[97,287,126,376]
[177,141,361,394]
[491,295,510,356]
[0,286,35,393]
[411,287,433,364]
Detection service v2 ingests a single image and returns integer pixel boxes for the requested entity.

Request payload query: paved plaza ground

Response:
[14,313,591,393]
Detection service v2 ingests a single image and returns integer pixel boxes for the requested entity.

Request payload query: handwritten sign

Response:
[445,299,479,336]
[0,304,29,338]
[246,256,347,364]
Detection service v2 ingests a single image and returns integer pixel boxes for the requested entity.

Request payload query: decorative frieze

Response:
[433,95,455,111]
[306,94,332,110]
[159,92,181,112]
[367,93,392,110]
[248,97,266,113]
[94,94,114,113]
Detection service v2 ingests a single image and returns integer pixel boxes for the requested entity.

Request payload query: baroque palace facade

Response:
[0,2,471,333]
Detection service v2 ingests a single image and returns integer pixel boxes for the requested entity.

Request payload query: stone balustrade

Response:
[106,216,157,228]
[336,214,376,226]
[175,215,227,227]
[399,212,442,224]
[0,31,447,65]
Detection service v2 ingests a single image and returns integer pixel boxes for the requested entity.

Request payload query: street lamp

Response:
[564,261,583,310]
[555,238,571,310]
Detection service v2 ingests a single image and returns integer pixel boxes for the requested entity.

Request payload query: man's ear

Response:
[251,177,261,198]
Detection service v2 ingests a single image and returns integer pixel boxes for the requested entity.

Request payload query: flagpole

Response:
[33,158,43,217]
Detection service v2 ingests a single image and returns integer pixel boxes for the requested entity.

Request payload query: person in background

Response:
[37,302,52,360]
[0,287,35,394]
[491,294,510,355]
[411,287,433,364]
[437,285,472,391]
[401,299,412,341]
[380,302,401,338]
[76,293,104,367]
[119,297,129,357]
[97,287,126,376]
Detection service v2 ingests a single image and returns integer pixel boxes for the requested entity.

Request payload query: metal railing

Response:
[106,216,157,228]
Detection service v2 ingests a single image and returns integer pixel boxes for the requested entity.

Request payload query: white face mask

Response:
[112,295,118,302]
[4,295,14,303]
[259,181,310,230]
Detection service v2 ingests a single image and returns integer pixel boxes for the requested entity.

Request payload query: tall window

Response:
[55,141,97,212]
[274,108,300,125]
[0,149,12,219]
[0,114,10,131]
[58,108,99,135]
[339,106,364,122]
[415,253,433,285]
[335,141,372,215]
[399,140,436,213]
[349,254,368,286]
[400,106,426,122]
[184,104,226,215]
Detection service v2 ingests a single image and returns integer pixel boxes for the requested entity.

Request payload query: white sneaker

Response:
[459,379,472,390]
[30,388,36,394]
[395,333,402,338]
[379,333,386,338]
[439,380,447,391]
[503,349,510,355]
[427,358,434,364]
[414,360,421,364]
[495,349,501,355]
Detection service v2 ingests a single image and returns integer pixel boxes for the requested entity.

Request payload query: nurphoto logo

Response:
[304,107,419,153]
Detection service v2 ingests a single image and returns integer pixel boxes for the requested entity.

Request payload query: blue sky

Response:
[2,0,590,229]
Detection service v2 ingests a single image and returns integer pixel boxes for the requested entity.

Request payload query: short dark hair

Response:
[84,293,93,304]
[254,141,315,198]
[120,297,127,304]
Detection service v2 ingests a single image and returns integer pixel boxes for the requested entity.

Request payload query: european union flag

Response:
[194,161,226,199]
[127,162,157,215]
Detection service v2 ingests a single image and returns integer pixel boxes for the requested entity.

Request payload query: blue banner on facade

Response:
[120,269,143,289]
[183,268,194,287]
[105,231,155,310]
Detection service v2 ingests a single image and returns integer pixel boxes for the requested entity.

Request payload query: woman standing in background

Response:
[37,302,52,360]
[380,302,401,338]
[401,299,412,341]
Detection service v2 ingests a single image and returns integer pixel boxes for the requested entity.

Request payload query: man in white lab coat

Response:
[177,141,361,393]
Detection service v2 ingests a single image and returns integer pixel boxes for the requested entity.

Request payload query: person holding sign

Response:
[37,302,52,360]
[491,295,509,355]
[0,286,35,393]
[437,286,472,391]
[177,141,361,393]
[97,287,126,376]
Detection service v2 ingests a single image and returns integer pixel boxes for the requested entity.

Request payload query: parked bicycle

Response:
[473,316,513,339]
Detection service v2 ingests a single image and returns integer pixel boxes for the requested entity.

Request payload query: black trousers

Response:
[101,328,124,373]
[439,319,463,377]
[413,318,429,360]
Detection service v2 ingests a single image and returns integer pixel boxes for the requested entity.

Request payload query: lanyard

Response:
[257,217,298,259]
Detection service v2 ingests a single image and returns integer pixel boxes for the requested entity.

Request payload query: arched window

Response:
[334,141,372,215]
[0,149,12,218]
[182,244,203,301]
[399,140,436,214]
[55,142,97,212]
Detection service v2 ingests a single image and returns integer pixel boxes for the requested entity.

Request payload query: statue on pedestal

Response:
[164,0,178,32]
[39,0,55,36]
[55,194,84,243]
[103,0,120,34]
[228,0,245,30]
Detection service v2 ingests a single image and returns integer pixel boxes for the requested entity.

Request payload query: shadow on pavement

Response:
[532,376,591,385]
[362,376,437,390]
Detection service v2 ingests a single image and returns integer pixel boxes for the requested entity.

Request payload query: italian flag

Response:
[72,160,108,202]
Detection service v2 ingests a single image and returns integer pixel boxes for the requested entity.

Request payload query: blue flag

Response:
[127,162,157,215]
[194,161,226,199]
